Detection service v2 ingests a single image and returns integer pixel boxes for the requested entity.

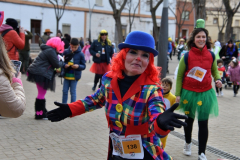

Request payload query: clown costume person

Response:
[47,31,188,160]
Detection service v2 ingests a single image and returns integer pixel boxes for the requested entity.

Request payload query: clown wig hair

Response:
[46,37,65,53]
[111,48,161,85]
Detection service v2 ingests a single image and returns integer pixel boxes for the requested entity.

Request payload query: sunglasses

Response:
[100,33,108,36]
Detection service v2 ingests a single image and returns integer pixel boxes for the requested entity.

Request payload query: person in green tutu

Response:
[175,19,222,160]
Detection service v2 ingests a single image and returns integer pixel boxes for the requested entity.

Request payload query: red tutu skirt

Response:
[90,62,111,75]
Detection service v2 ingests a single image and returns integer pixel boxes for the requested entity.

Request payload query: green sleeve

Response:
[175,56,186,96]
[211,58,221,80]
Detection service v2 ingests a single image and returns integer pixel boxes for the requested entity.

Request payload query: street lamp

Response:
[88,1,97,42]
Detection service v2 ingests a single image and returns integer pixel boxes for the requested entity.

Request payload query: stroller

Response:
[223,58,232,88]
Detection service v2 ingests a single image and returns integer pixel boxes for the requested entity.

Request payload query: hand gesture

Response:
[16,72,22,79]
[157,103,187,131]
[65,64,70,68]
[215,80,222,88]
[56,68,61,73]
[19,27,24,33]
[71,64,79,69]
[176,96,180,103]
[96,53,100,57]
[47,102,72,122]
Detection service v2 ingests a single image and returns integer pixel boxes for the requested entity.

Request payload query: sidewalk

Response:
[0,53,238,159]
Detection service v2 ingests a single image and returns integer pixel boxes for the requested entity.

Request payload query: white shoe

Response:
[220,91,223,96]
[198,153,207,160]
[183,142,191,156]
[216,93,219,97]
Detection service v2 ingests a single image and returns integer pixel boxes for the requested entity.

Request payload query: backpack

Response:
[1,29,15,52]
[184,51,215,71]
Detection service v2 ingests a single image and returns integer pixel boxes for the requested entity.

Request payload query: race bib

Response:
[102,48,105,54]
[187,67,207,82]
[218,71,223,78]
[109,133,144,159]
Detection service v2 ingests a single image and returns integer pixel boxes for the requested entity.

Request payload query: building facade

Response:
[0,0,177,45]
[174,0,195,42]
[205,0,240,43]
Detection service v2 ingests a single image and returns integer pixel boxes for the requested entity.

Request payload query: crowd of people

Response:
[1,10,240,160]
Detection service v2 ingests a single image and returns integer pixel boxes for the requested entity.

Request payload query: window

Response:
[62,24,71,35]
[122,25,127,38]
[213,18,218,24]
[62,0,71,5]
[235,20,240,26]
[181,11,189,20]
[181,29,188,38]
[95,0,103,6]
[146,0,150,12]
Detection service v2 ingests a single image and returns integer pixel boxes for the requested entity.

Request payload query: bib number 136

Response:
[122,140,141,154]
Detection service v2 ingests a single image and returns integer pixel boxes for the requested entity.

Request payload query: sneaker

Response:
[92,85,96,91]
[220,91,223,96]
[216,93,219,97]
[183,142,191,156]
[198,153,207,160]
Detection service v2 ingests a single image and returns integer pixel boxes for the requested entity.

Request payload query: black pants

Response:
[19,51,30,72]
[184,117,208,155]
[173,48,176,56]
[94,74,103,88]
[215,86,222,93]
[169,51,172,60]
[233,85,239,94]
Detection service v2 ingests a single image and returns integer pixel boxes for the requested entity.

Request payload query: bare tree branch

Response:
[168,0,194,39]
[48,0,69,34]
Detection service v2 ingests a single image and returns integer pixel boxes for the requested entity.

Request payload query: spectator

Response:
[38,29,52,46]
[82,41,91,63]
[0,34,26,118]
[19,29,32,74]
[79,37,84,49]
[89,29,113,91]
[27,37,65,120]
[62,38,86,103]
[57,30,62,39]
[86,37,92,45]
[0,18,25,60]
[62,34,71,49]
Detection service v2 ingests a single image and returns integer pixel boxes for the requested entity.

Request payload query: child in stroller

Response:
[224,58,232,88]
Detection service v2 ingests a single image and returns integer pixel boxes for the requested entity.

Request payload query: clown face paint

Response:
[124,49,149,76]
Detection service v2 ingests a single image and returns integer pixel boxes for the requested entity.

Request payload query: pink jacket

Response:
[81,45,90,54]
[228,65,240,82]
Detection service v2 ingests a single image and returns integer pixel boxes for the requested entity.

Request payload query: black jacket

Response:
[219,44,238,60]
[63,46,86,81]
[89,40,113,64]
[28,44,64,80]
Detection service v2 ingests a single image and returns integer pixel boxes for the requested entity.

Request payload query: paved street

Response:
[0,53,239,160]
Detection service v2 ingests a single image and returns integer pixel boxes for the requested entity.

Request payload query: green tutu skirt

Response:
[179,88,219,121]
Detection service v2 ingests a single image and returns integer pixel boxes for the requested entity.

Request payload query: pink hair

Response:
[46,37,65,53]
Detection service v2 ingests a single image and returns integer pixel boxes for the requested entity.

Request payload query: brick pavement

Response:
[0,53,238,160]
